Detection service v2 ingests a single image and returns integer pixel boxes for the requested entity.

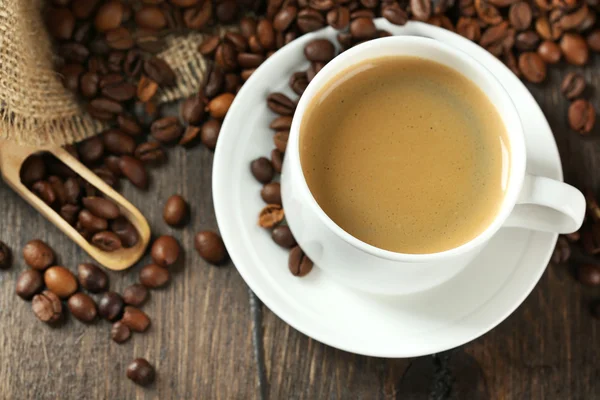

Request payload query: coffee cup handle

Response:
[503,174,585,233]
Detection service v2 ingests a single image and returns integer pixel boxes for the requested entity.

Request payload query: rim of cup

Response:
[287,36,527,262]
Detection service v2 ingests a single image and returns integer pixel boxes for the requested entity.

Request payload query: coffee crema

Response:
[300,56,510,254]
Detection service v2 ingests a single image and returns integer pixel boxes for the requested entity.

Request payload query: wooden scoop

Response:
[0,141,150,271]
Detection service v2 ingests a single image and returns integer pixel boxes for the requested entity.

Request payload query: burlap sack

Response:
[0,0,208,147]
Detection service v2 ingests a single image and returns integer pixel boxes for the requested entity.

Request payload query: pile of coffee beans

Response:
[20,152,140,252]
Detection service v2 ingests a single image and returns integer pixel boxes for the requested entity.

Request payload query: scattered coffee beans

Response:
[127,358,155,386]
[32,290,63,323]
[121,306,151,332]
[98,291,125,321]
[288,246,313,277]
[123,283,149,306]
[561,72,586,100]
[112,321,132,344]
[139,264,170,289]
[194,231,227,264]
[77,263,109,293]
[258,204,284,228]
[150,236,180,267]
[271,226,297,249]
[163,195,188,227]
[22,240,54,271]
[0,241,12,269]
[44,266,78,299]
[68,293,98,323]
[250,157,274,183]
[569,99,596,134]
[16,269,44,300]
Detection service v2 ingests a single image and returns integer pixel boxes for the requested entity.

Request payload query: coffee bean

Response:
[123,284,148,306]
[273,132,289,153]
[515,30,540,51]
[151,117,184,143]
[560,33,589,66]
[111,217,140,248]
[134,142,166,164]
[537,40,561,64]
[144,57,176,86]
[297,8,325,33]
[94,1,123,32]
[257,19,275,50]
[272,226,297,249]
[101,81,136,102]
[59,42,90,64]
[88,97,123,120]
[271,149,284,173]
[139,264,170,289]
[288,246,313,277]
[200,120,221,150]
[239,16,257,38]
[62,178,80,205]
[274,5,298,32]
[350,17,377,40]
[194,231,227,264]
[117,114,142,136]
[44,266,78,298]
[93,166,118,187]
[121,306,150,332]
[16,270,44,300]
[304,39,335,63]
[20,155,46,185]
[237,53,264,69]
[32,181,56,205]
[250,157,274,183]
[107,53,125,73]
[163,195,188,226]
[68,292,98,323]
[223,73,240,93]
[23,240,55,271]
[382,3,408,26]
[578,264,600,286]
[150,235,180,267]
[46,176,66,206]
[288,71,309,96]
[98,291,124,321]
[104,156,123,178]
[561,72,586,100]
[568,99,595,134]
[112,321,131,344]
[269,116,293,132]
[60,204,80,225]
[47,7,75,40]
[106,27,134,50]
[267,93,295,116]
[78,209,108,232]
[215,42,239,72]
[135,6,167,30]
[119,156,148,189]
[199,36,221,57]
[77,263,109,293]
[588,29,600,52]
[179,126,201,146]
[509,2,532,31]
[518,52,546,83]
[183,1,212,29]
[91,231,123,252]
[127,358,155,386]
[137,75,159,102]
[258,204,284,228]
[82,196,120,220]
[261,182,282,205]
[181,96,205,125]
[206,93,236,119]
[32,290,63,323]
[204,65,225,98]
[78,136,104,165]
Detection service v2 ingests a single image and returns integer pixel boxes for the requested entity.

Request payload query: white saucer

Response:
[213,20,561,357]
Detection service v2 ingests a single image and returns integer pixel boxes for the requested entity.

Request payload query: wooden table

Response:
[0,63,598,399]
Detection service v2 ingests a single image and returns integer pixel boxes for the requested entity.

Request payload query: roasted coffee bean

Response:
[150,235,180,267]
[273,132,289,153]
[117,114,142,136]
[93,166,118,187]
[215,42,239,71]
[261,182,282,205]
[258,204,284,228]
[68,292,97,323]
[289,71,309,96]
[123,284,148,306]
[194,231,227,264]
[537,40,561,64]
[20,155,46,185]
[297,8,325,33]
[0,241,12,270]
[134,142,166,164]
[144,57,176,86]
[518,52,546,83]
[326,6,350,30]
[77,263,109,293]
[104,155,123,177]
[59,42,90,64]
[101,81,136,102]
[578,264,600,286]
[106,27,134,50]
[112,321,131,344]
[382,3,408,26]
[248,35,264,53]
[44,266,78,299]
[82,197,120,220]
[151,117,183,143]
[137,75,159,102]
[102,129,136,155]
[121,306,150,332]
[199,36,221,57]
[223,74,240,93]
[80,72,99,98]
[181,96,205,125]
[456,18,481,42]
[119,156,148,189]
[32,181,56,205]
[288,246,313,277]
[207,93,235,119]
[127,358,155,386]
[568,99,595,134]
[106,52,125,73]
[274,5,297,32]
[257,19,276,50]
[60,204,80,225]
[271,149,284,173]
[94,1,123,32]
[509,2,532,31]
[78,209,108,232]
[560,33,589,65]
[47,7,75,40]
[204,66,225,98]
[304,39,335,63]
[23,240,55,271]
[515,31,540,51]
[110,217,140,248]
[183,0,212,29]
[91,231,123,251]
[250,157,274,183]
[267,93,295,116]
[240,16,257,38]
[588,30,600,52]
[350,17,377,40]
[272,225,297,249]
[139,264,170,288]
[47,176,67,206]
[269,116,293,132]
[200,120,221,150]
[135,6,167,30]
[561,72,586,100]
[63,177,81,204]
[237,53,264,69]
[60,64,84,92]
[16,270,44,300]
[32,290,63,323]
[88,97,123,120]
[178,126,200,146]
[98,291,124,321]
[163,195,188,226]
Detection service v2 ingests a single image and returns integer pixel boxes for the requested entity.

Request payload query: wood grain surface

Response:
[0,58,598,399]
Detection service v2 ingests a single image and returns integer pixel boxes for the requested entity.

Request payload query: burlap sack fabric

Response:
[0,0,208,146]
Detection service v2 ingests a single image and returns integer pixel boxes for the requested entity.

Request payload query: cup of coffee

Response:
[281,36,585,295]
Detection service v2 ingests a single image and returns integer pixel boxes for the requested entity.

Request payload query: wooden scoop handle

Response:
[0,141,150,271]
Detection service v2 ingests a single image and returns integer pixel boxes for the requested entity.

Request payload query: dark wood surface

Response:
[0,59,599,399]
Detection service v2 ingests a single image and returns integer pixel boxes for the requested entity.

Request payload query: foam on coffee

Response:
[300,56,510,254]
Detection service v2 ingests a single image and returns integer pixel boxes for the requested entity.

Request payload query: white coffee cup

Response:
[280,36,585,296]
